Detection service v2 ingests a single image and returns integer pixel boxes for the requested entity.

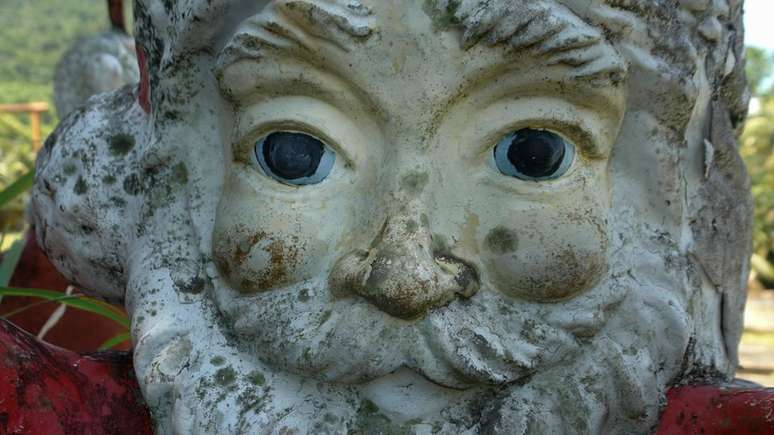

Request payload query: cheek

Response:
[211,174,340,293]
[481,209,609,302]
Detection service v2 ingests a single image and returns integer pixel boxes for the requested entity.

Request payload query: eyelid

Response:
[466,97,613,162]
[475,120,593,162]
[239,122,353,171]
[234,96,362,169]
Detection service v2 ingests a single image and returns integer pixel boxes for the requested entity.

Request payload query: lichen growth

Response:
[246,370,266,386]
[74,176,88,195]
[108,133,135,156]
[484,226,518,255]
[215,366,237,386]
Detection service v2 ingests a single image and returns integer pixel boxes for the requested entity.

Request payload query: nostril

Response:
[434,255,480,298]
[329,247,481,320]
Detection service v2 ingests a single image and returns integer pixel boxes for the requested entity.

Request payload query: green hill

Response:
[0,0,126,101]
[0,0,130,230]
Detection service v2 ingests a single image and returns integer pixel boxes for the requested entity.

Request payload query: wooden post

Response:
[29,112,42,152]
[0,102,50,153]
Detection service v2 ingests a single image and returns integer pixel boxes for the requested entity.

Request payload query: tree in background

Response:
[746,47,773,96]
[742,46,774,287]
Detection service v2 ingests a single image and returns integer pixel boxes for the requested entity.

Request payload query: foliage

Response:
[0,178,131,349]
[0,1,132,348]
[745,47,774,96]
[0,287,129,329]
[0,0,129,231]
[742,97,774,252]
[742,47,774,285]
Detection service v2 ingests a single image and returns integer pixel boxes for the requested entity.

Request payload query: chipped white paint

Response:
[31,0,752,434]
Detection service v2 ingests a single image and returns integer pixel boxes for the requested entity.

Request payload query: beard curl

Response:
[132,245,689,434]
[210,265,630,389]
[478,283,691,434]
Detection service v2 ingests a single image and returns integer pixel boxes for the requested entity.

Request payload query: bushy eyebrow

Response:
[428,0,628,84]
[215,0,627,111]
[216,0,376,73]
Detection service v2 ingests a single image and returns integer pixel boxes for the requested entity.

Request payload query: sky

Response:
[745,0,774,50]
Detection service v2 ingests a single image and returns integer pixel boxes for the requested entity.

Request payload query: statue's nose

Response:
[330,200,479,320]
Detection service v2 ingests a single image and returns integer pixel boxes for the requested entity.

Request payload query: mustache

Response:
[217,277,624,388]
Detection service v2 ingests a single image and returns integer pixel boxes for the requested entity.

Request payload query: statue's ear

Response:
[31,86,148,304]
[719,5,750,137]
[688,99,753,368]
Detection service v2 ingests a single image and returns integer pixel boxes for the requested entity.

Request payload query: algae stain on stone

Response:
[400,171,429,196]
[246,370,266,386]
[404,219,419,234]
[214,366,237,386]
[63,163,77,176]
[74,176,88,195]
[108,133,135,156]
[173,162,189,184]
[421,0,461,32]
[485,226,519,255]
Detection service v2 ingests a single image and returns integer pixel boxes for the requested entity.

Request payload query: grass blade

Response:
[0,234,26,287]
[0,170,34,208]
[99,332,132,350]
[0,287,129,328]
[1,293,79,319]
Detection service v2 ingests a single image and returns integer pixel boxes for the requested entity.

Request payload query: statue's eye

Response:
[255,131,336,185]
[493,128,575,181]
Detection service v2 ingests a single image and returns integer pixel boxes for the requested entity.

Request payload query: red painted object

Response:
[657,385,774,434]
[0,320,152,435]
[1,237,772,435]
[1,318,773,434]
[136,46,151,114]
[0,233,129,352]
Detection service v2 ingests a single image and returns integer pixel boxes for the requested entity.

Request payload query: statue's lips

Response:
[329,249,480,320]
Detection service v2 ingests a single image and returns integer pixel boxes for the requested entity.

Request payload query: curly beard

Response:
[209,269,629,388]
[128,209,690,434]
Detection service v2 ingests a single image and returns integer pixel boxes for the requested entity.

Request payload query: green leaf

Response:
[0,293,78,319]
[0,287,129,328]
[99,332,132,350]
[0,234,26,287]
[0,170,34,208]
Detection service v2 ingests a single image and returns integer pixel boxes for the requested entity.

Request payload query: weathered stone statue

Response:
[31,0,753,433]
[53,0,139,117]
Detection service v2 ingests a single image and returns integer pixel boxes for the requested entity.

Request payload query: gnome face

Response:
[31,0,752,433]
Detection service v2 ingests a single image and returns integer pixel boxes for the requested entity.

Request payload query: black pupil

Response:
[507,129,566,178]
[262,132,325,180]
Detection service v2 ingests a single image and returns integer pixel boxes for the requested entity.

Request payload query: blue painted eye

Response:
[255,132,336,185]
[493,129,575,181]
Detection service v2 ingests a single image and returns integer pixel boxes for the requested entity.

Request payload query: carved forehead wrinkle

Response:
[215,0,628,109]
[219,0,627,77]
[426,0,628,82]
[216,0,375,68]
